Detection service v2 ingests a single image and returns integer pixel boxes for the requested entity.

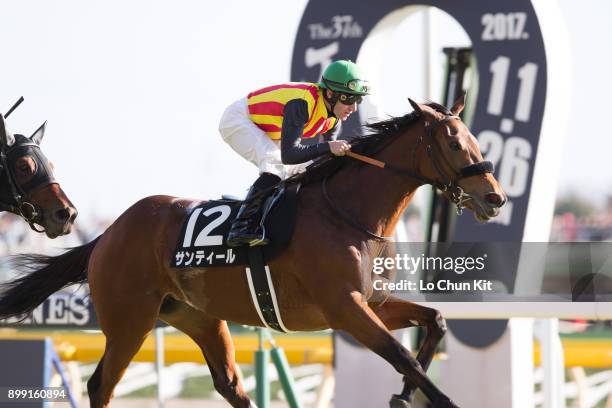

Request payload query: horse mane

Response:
[291,101,449,184]
[360,101,451,139]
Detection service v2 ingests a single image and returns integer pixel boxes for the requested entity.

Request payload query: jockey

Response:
[219,59,370,247]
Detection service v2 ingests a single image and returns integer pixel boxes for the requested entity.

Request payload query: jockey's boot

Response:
[226,172,281,247]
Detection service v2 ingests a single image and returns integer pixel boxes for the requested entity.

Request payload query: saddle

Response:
[171,182,300,268]
[170,158,341,333]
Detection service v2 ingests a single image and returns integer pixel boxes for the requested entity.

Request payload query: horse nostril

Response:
[485,192,504,207]
[55,208,71,222]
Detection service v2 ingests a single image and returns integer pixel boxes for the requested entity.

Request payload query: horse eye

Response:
[16,158,35,174]
[449,141,461,151]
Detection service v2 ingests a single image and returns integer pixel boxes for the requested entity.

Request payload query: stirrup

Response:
[226,232,269,247]
[249,225,269,246]
[249,236,269,247]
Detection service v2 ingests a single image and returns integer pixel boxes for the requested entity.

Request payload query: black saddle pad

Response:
[171,183,300,268]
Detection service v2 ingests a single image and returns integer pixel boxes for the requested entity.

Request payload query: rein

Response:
[322,114,494,240]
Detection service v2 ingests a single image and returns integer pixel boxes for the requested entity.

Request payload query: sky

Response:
[0,0,610,225]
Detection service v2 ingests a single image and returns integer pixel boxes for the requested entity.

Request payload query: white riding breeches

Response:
[218,98,310,179]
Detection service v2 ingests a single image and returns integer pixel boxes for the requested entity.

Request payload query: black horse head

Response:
[0,114,77,238]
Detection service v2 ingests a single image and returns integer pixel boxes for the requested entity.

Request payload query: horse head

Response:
[0,115,77,238]
[407,94,506,222]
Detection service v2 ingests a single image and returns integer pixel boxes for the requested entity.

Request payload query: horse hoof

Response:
[389,394,412,408]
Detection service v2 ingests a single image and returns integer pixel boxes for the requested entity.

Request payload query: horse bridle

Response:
[322,114,494,241]
[0,141,56,233]
[413,115,494,215]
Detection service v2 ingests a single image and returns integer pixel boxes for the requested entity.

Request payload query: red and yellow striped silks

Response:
[247,82,337,140]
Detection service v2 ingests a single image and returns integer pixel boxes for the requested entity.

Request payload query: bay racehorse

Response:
[0,102,77,238]
[0,95,505,407]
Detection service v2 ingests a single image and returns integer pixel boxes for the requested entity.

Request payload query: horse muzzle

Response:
[467,192,506,223]
[41,204,78,238]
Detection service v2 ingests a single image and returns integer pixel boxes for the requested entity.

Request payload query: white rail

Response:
[417,302,612,320]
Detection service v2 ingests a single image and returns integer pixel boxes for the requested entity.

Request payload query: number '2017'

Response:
[481,12,528,41]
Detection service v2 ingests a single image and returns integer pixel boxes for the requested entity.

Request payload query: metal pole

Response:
[155,327,165,408]
[260,329,303,408]
[255,328,270,408]
[270,345,302,408]
[48,342,79,408]
[424,7,433,100]
[540,318,566,408]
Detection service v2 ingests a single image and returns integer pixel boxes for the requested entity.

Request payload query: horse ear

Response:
[408,98,438,121]
[30,121,47,145]
[0,114,15,147]
[408,98,422,114]
[451,91,467,116]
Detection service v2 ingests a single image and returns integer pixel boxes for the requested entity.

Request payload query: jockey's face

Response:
[326,90,359,121]
[333,99,357,121]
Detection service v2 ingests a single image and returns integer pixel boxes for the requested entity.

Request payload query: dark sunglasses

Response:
[337,93,363,105]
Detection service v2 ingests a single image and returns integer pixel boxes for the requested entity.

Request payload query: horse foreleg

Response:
[324,291,457,408]
[371,296,447,405]
[158,297,253,408]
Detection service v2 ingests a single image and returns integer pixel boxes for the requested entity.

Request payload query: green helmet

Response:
[319,60,371,95]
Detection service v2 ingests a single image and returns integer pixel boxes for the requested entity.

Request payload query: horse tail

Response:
[0,236,100,321]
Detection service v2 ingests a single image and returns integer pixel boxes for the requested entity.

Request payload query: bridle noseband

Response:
[322,113,494,240]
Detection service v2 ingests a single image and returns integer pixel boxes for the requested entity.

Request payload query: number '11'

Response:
[487,56,538,122]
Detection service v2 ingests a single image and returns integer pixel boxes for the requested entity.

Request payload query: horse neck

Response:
[329,122,426,237]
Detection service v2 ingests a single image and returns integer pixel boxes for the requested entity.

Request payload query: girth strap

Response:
[245,247,292,333]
